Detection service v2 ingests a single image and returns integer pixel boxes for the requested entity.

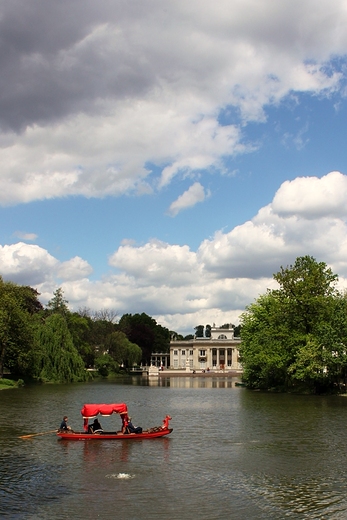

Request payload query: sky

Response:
[1,0,347,335]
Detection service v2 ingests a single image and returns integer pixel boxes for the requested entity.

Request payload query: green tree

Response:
[67,312,95,367]
[273,255,338,335]
[0,278,39,378]
[194,325,204,338]
[106,330,141,367]
[94,353,118,377]
[240,256,344,392]
[47,288,69,316]
[35,314,88,383]
[119,313,170,364]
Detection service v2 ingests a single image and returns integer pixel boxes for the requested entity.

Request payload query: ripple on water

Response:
[105,473,135,479]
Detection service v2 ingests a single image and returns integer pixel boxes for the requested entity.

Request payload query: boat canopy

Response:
[81,403,128,419]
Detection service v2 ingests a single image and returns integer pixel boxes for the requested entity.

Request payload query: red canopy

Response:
[81,403,128,418]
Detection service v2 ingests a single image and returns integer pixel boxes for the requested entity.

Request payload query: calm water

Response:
[2,376,347,519]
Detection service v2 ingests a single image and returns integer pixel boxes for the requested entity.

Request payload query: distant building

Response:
[169,325,242,372]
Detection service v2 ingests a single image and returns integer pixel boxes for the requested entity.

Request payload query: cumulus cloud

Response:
[2,170,347,334]
[0,1,345,205]
[0,242,58,286]
[167,182,211,216]
[272,171,347,219]
[109,240,200,285]
[57,257,93,281]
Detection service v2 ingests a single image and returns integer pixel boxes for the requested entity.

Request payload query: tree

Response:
[93,308,118,323]
[35,314,88,383]
[240,256,345,392]
[67,312,95,367]
[47,288,69,316]
[106,330,141,367]
[240,293,292,389]
[119,313,170,364]
[273,256,338,335]
[234,325,241,337]
[0,278,39,378]
[194,325,204,338]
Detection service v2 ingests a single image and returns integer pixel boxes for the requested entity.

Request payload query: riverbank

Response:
[0,378,24,390]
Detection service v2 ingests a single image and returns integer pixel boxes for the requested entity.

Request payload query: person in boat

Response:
[125,417,142,434]
[89,418,103,433]
[59,416,71,432]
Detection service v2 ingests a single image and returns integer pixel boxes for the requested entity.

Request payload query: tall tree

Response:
[35,314,88,383]
[194,325,204,338]
[0,278,39,378]
[106,330,142,367]
[273,255,338,335]
[240,256,344,392]
[118,313,170,364]
[47,288,69,316]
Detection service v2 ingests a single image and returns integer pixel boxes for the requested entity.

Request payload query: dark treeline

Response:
[0,278,171,383]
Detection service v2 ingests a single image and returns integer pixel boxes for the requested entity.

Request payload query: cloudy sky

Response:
[1,0,347,335]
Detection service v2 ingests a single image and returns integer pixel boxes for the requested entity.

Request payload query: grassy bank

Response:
[0,378,24,390]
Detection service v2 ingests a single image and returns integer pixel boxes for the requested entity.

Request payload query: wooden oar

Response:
[19,430,57,439]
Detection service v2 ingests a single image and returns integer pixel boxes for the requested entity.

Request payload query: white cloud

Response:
[57,257,93,281]
[0,242,58,286]
[272,171,347,219]
[109,240,200,286]
[168,182,210,216]
[2,170,347,334]
[0,1,346,205]
[13,231,38,241]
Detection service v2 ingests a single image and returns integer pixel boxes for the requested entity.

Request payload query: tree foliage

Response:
[34,314,88,383]
[240,256,346,393]
[1,279,175,382]
[0,278,39,378]
[106,330,142,367]
[118,313,170,364]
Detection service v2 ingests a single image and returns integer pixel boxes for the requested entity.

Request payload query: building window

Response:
[174,350,178,356]
[199,350,206,356]
[174,359,178,368]
[182,350,185,356]
[190,350,193,356]
[218,334,227,339]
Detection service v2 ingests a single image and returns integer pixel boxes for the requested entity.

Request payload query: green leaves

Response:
[240,256,347,393]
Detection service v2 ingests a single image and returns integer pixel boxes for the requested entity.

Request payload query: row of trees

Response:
[240,256,347,393]
[0,278,171,383]
[171,323,241,341]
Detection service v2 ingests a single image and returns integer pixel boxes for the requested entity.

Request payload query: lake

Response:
[1,376,347,519]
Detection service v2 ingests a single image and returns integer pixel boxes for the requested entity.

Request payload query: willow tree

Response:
[35,314,88,383]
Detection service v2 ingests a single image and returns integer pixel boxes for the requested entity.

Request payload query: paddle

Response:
[19,430,57,439]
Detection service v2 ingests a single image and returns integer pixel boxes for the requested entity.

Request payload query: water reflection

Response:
[3,380,347,519]
[159,376,239,388]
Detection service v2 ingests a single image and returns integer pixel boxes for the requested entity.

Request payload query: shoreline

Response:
[156,370,243,378]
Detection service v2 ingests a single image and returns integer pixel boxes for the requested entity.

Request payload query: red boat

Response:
[56,403,173,440]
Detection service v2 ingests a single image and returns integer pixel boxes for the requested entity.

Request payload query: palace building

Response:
[168,325,241,372]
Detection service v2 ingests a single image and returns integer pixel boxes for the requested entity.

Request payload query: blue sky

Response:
[1,0,347,334]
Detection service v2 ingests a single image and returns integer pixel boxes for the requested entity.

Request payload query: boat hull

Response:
[57,428,173,440]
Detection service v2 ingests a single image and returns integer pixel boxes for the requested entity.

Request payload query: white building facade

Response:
[170,326,242,372]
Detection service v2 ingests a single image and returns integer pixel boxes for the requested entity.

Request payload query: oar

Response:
[19,430,57,439]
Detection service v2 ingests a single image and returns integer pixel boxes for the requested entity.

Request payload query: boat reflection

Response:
[82,439,132,463]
